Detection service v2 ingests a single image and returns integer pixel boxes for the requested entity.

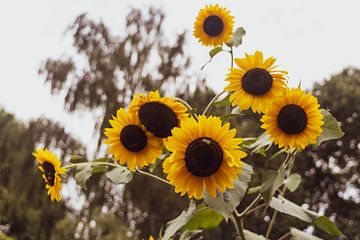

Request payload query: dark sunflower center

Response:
[185,137,223,177]
[241,68,273,96]
[203,15,224,37]
[138,102,178,138]
[42,161,56,186]
[120,125,147,152]
[277,104,308,134]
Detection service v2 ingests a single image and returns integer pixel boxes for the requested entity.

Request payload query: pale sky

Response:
[1,0,360,152]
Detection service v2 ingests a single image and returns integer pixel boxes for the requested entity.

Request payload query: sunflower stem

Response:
[63,161,119,169]
[135,169,173,186]
[230,214,245,240]
[202,90,226,116]
[236,194,261,218]
[265,149,297,238]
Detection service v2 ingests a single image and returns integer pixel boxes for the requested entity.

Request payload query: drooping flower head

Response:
[225,51,288,113]
[261,88,324,149]
[33,148,67,201]
[129,90,188,139]
[104,108,163,170]
[193,4,234,47]
[163,115,247,200]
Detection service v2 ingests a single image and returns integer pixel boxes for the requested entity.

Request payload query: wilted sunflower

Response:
[33,148,67,201]
[128,90,188,139]
[163,115,247,200]
[224,51,288,113]
[104,108,162,170]
[193,4,234,47]
[261,88,324,149]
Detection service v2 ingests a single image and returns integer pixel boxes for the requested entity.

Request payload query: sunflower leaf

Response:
[313,216,344,237]
[214,95,230,108]
[284,173,302,192]
[227,27,246,47]
[105,166,133,184]
[243,132,272,155]
[182,204,224,230]
[75,164,92,189]
[70,155,86,163]
[316,109,344,145]
[220,113,243,122]
[260,164,285,203]
[204,163,253,220]
[209,46,223,58]
[162,200,196,240]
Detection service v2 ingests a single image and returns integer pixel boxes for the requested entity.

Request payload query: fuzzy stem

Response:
[202,90,226,115]
[135,169,173,186]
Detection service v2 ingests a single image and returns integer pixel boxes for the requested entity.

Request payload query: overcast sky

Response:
[1,0,359,151]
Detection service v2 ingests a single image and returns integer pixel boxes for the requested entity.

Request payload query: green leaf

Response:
[244,229,267,240]
[75,165,92,188]
[220,113,243,122]
[270,196,318,222]
[70,155,86,163]
[243,132,272,155]
[313,216,344,237]
[214,95,230,108]
[92,165,108,174]
[162,200,196,240]
[227,27,246,47]
[209,46,223,58]
[290,227,323,240]
[183,204,223,230]
[270,197,345,238]
[260,165,285,203]
[316,109,344,145]
[284,173,302,192]
[204,163,253,219]
[105,166,133,184]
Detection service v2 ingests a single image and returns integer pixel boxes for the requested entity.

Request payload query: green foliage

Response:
[204,163,253,219]
[260,165,285,203]
[316,109,345,145]
[226,27,246,47]
[105,167,133,184]
[284,173,302,192]
[290,228,323,240]
[209,47,223,58]
[313,216,344,238]
[183,204,223,230]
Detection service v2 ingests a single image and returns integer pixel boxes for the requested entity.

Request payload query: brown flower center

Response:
[241,68,273,96]
[185,137,223,177]
[120,125,147,152]
[42,161,56,186]
[139,102,178,138]
[203,15,224,37]
[277,104,307,134]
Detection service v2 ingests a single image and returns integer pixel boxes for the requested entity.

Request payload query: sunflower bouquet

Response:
[33,4,345,240]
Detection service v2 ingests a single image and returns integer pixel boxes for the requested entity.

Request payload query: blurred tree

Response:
[0,109,85,240]
[39,7,214,239]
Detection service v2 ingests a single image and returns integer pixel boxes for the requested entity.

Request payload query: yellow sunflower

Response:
[224,51,288,113]
[193,4,234,47]
[163,115,247,200]
[128,90,188,138]
[261,88,324,149]
[104,108,163,170]
[32,148,67,201]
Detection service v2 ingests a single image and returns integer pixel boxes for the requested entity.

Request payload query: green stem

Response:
[265,149,298,238]
[230,214,245,240]
[174,97,193,112]
[63,161,119,169]
[247,186,261,195]
[236,194,261,218]
[202,90,226,116]
[135,169,173,186]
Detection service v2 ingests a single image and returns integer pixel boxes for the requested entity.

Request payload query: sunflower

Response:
[128,90,188,139]
[104,108,163,170]
[163,115,247,200]
[261,88,324,149]
[32,148,67,201]
[224,51,288,113]
[193,4,234,47]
